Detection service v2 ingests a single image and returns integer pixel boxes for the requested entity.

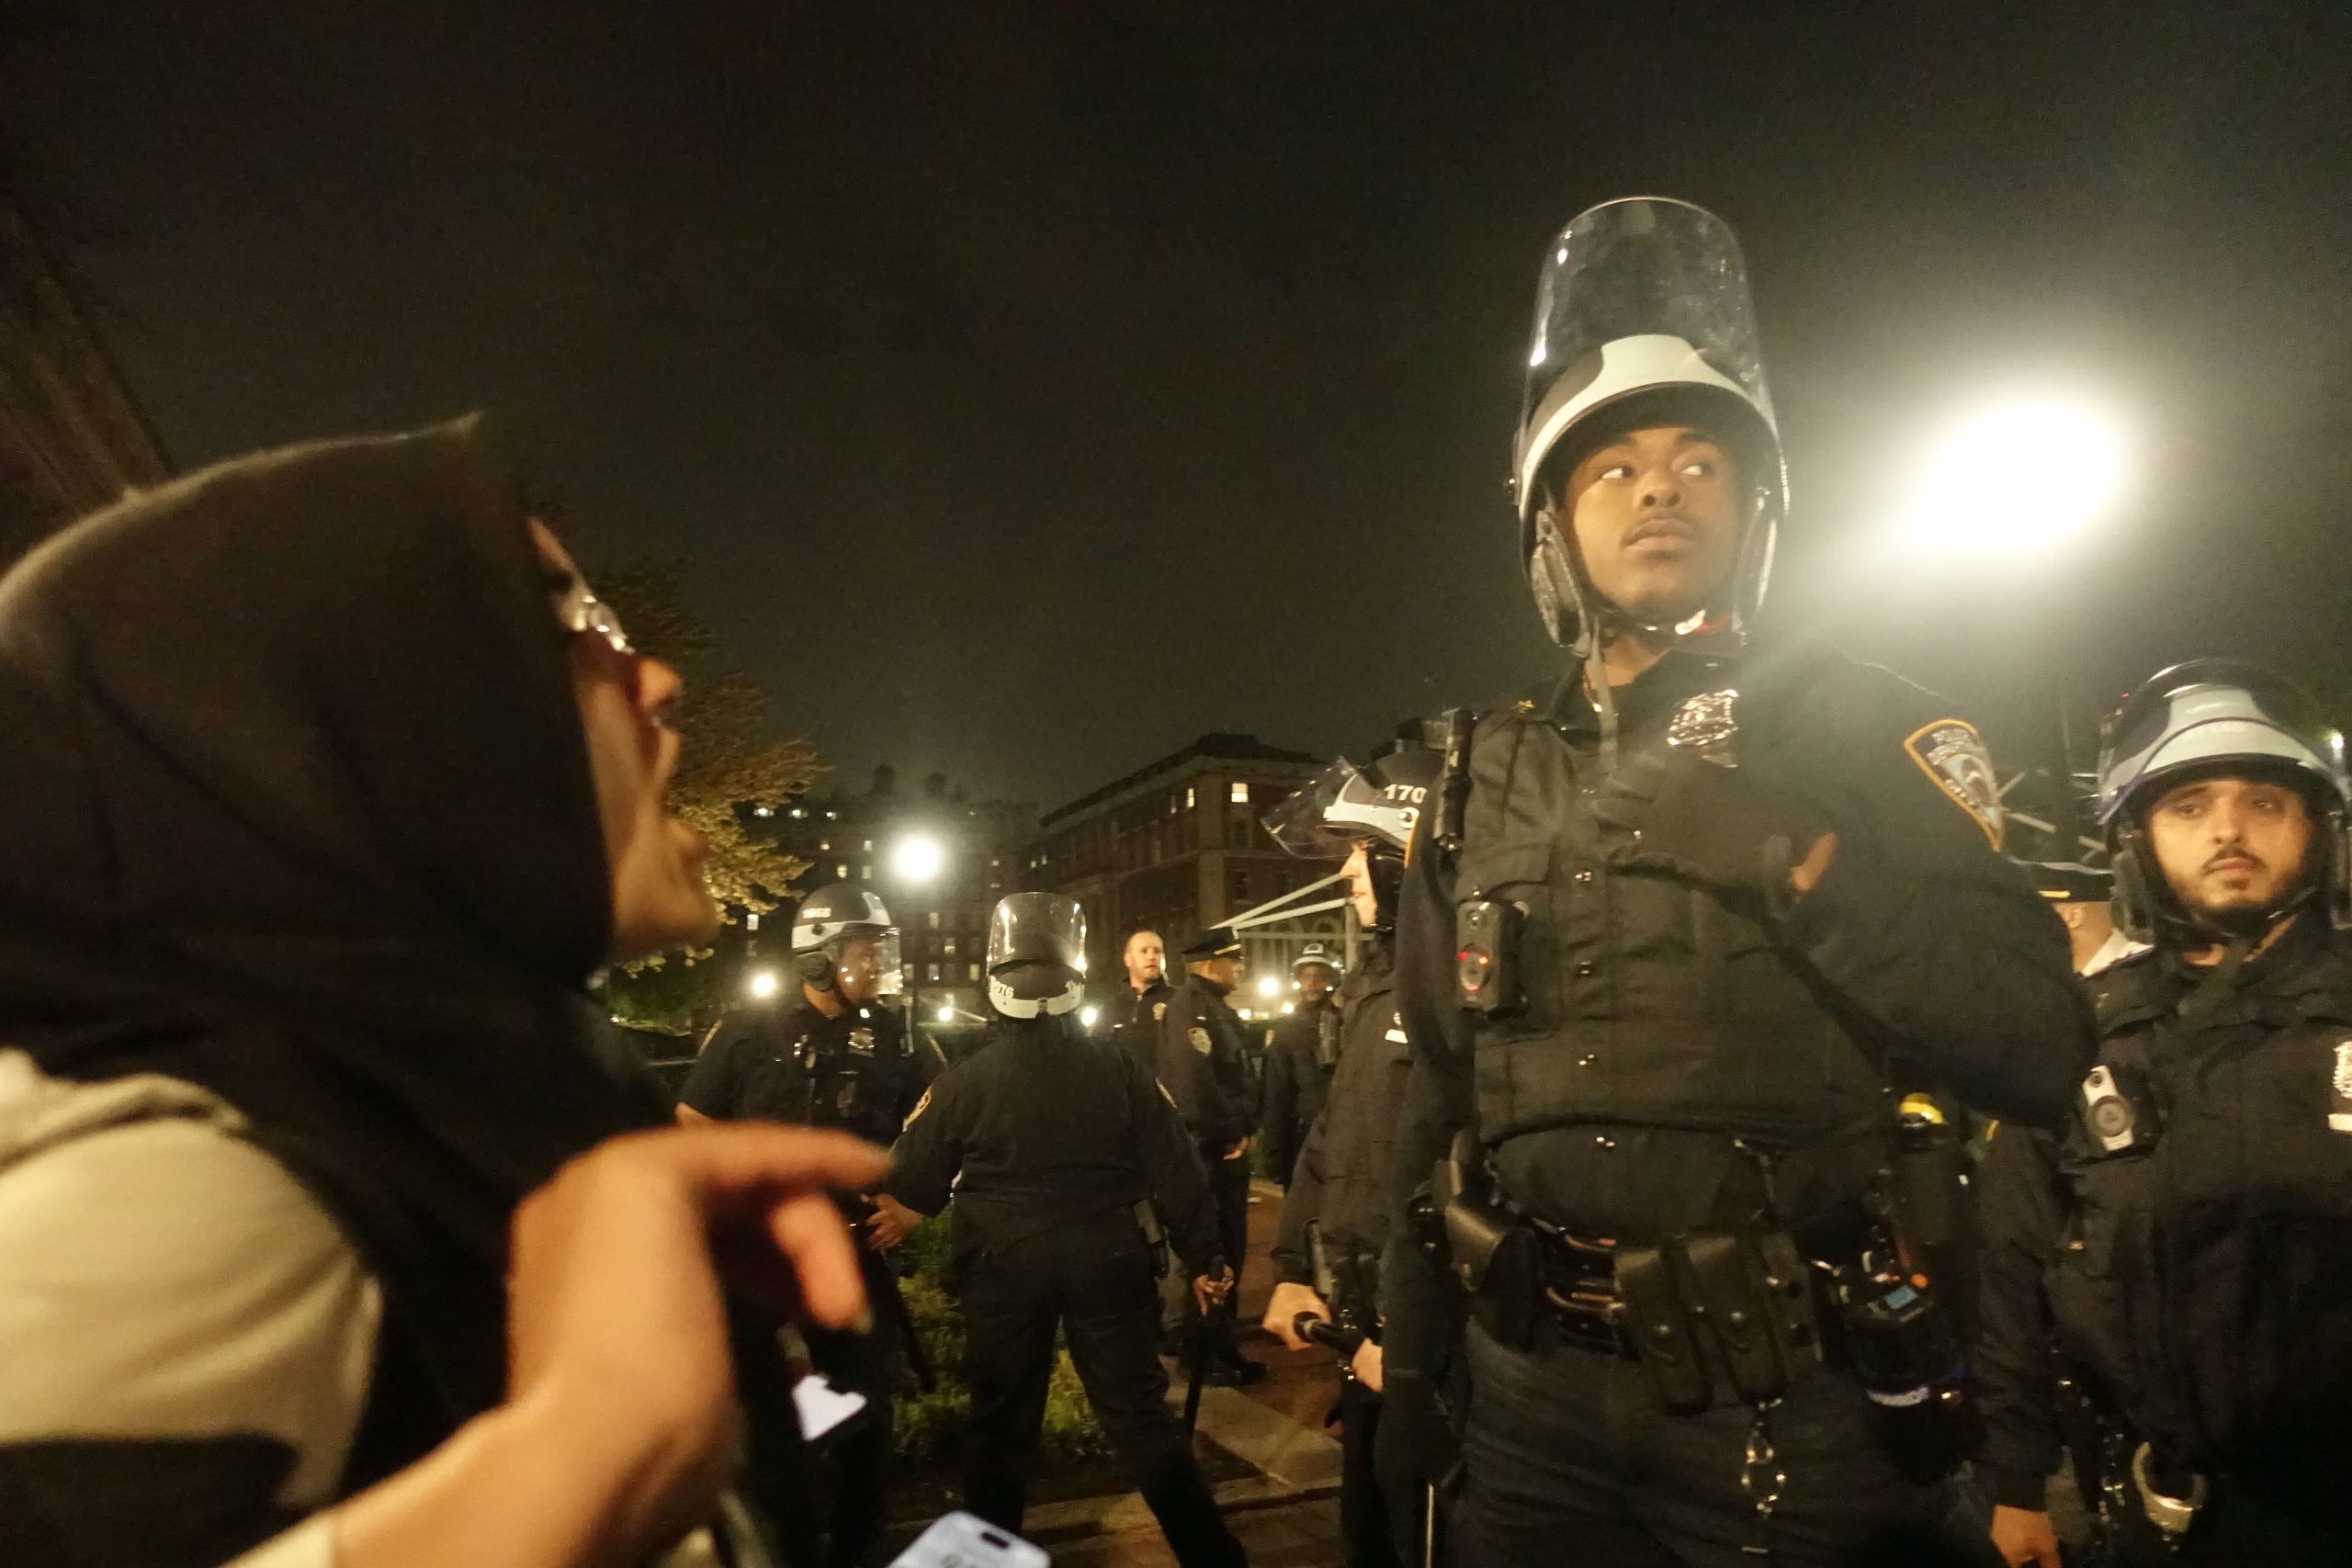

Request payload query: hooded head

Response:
[0,419,700,1452]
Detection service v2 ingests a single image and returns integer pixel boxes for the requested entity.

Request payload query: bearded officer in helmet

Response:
[1260,749,1442,1568]
[1376,197,2091,1566]
[885,894,1249,1568]
[1975,662,2352,1567]
[678,882,940,1568]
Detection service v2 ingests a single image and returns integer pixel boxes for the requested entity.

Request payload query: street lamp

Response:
[890,832,946,1045]
[745,967,780,1001]
[1895,394,2130,558]
[1256,975,1283,999]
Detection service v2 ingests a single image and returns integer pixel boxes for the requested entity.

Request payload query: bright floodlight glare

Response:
[934,1004,955,1024]
[746,967,780,1000]
[1080,1005,1100,1030]
[890,834,945,884]
[1256,976,1282,998]
[1903,396,2128,556]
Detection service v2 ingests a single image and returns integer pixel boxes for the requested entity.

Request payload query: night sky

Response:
[10,2,2351,811]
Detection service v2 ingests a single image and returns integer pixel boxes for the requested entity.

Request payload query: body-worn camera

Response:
[1455,897,1522,1015]
[2079,1065,2154,1155]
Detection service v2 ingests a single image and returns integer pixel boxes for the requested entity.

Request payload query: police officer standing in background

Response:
[678,882,939,1567]
[1259,751,1441,1568]
[1099,926,1173,1076]
[2023,860,2143,976]
[1261,942,1343,1185]
[887,894,1250,1568]
[1160,926,1266,1386]
[1378,197,2090,1566]
[1976,662,2352,1566]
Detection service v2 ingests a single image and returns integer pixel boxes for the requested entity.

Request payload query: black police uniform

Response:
[1975,917,2352,1564]
[1159,967,1260,1365]
[886,1014,1249,1568]
[1271,944,1412,1568]
[1261,992,1341,1184]
[1382,640,2091,1567]
[680,996,939,1568]
[1100,975,1176,1077]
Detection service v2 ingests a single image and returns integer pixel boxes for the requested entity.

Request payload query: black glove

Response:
[1588,745,1826,899]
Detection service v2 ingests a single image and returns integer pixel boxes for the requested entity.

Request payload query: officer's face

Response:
[1562,425,1741,627]
[2143,773,2315,924]
[1125,931,1164,987]
[1296,964,1335,1002]
[1195,954,1241,990]
[834,936,886,1003]
[1343,842,1380,927]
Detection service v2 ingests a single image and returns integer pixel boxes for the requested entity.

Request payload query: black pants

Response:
[1339,1380,1407,1568]
[958,1217,1248,1568]
[1456,1323,1994,1568]
[800,1248,899,1568]
[1198,1146,1253,1363]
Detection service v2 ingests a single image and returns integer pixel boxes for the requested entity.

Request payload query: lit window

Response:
[859,865,871,880]
[967,963,980,982]
[825,810,838,820]
[753,806,773,818]
[789,808,806,819]
[1186,785,1196,808]
[928,911,941,929]
[944,937,957,956]
[746,911,761,931]
[819,840,831,852]
[1230,782,1249,804]
[863,840,874,852]
[835,864,848,879]
[927,963,942,983]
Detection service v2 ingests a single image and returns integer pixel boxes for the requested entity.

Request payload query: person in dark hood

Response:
[0,420,886,1568]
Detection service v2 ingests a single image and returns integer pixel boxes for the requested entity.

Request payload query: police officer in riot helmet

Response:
[1159,924,1268,1385]
[1378,197,2091,1566]
[1261,941,1345,1186]
[678,881,940,1568]
[1975,661,2352,1567]
[1260,750,1440,1568]
[886,895,1250,1568]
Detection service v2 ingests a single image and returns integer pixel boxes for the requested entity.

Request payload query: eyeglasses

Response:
[552,573,634,657]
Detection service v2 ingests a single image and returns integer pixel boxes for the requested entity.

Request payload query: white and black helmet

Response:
[2098,660,2352,938]
[790,883,903,993]
[1263,750,1442,860]
[1512,197,1785,657]
[985,892,1088,1019]
[1292,942,1343,981]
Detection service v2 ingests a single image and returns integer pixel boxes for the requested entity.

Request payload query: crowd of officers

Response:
[682,197,2352,1568]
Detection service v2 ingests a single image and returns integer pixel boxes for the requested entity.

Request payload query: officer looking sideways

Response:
[2023,860,2143,976]
[885,894,1249,1568]
[677,882,938,1568]
[1975,662,2352,1567]
[1099,926,1173,1075]
[1261,942,1344,1185]
[1260,750,1442,1568]
[1160,924,1267,1385]
[1378,197,2090,1567]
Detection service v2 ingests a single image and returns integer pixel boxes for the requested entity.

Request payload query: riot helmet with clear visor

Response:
[790,882,905,998]
[1512,197,1785,657]
[2096,660,2352,938]
[985,892,1088,1018]
[1262,750,1439,859]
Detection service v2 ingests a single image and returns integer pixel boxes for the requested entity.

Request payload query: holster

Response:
[1619,1228,1823,1415]
[1438,1130,1541,1348]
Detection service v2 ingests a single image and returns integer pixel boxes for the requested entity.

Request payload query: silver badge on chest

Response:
[1666,688,1740,767]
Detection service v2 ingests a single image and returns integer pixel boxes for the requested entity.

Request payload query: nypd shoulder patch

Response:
[2328,1040,2352,1134]
[902,1086,933,1131]
[1903,717,2004,849]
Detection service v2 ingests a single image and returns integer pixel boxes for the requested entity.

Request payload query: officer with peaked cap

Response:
[887,894,1248,1567]
[1261,941,1345,1186]
[1160,923,1266,1385]
[1377,197,2091,1565]
[2021,860,2143,976]
[1975,661,2352,1567]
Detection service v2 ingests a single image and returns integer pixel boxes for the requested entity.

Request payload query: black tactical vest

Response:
[1454,704,1890,1152]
